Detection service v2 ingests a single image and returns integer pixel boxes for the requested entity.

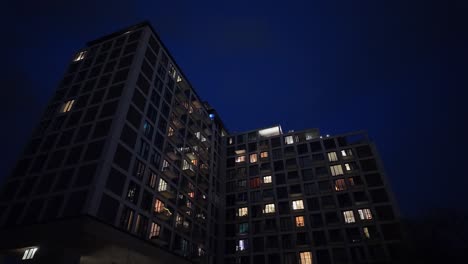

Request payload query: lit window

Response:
[158,178,168,192]
[22,247,38,260]
[295,216,305,227]
[358,208,373,220]
[344,163,354,171]
[236,239,248,251]
[341,149,353,157]
[60,100,75,113]
[300,251,312,264]
[343,210,356,223]
[263,203,275,214]
[238,207,248,217]
[327,152,338,162]
[250,178,261,188]
[235,156,246,163]
[363,227,370,238]
[149,222,161,239]
[148,171,157,188]
[249,153,258,163]
[73,51,87,61]
[292,200,304,210]
[263,175,272,184]
[260,151,269,158]
[168,126,175,137]
[161,160,170,171]
[334,179,347,191]
[228,137,234,145]
[176,214,183,226]
[330,165,344,176]
[154,199,164,213]
[284,136,294,145]
[239,223,249,233]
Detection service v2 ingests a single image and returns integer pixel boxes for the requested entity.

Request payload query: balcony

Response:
[200,164,209,174]
[171,118,184,129]
[162,168,178,179]
[168,134,183,145]
[155,208,172,220]
[201,139,210,148]
[204,128,212,136]
[159,188,175,199]
[183,163,197,177]
[150,236,169,246]
[174,104,186,116]
[191,110,202,121]
[166,149,180,161]
[175,91,186,101]
[176,223,191,233]
[259,144,269,150]
[188,136,199,146]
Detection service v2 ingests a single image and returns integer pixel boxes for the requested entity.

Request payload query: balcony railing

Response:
[183,163,197,177]
[159,187,175,199]
[155,208,172,220]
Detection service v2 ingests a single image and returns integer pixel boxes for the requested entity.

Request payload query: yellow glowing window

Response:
[345,163,352,171]
[327,152,338,162]
[363,227,370,238]
[263,175,272,184]
[358,209,373,220]
[260,151,269,158]
[292,200,304,210]
[249,153,258,163]
[343,210,356,223]
[158,179,168,192]
[238,207,248,217]
[284,136,294,145]
[330,165,344,176]
[295,216,305,227]
[263,203,275,213]
[300,252,312,264]
[60,100,75,113]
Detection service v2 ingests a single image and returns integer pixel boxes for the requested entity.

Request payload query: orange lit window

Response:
[334,179,347,191]
[250,177,261,188]
[260,151,269,158]
[250,153,258,163]
[154,199,164,213]
[149,222,161,238]
[60,100,75,113]
[295,216,305,227]
[300,252,312,264]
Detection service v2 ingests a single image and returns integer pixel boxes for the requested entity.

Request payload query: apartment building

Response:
[0,22,401,264]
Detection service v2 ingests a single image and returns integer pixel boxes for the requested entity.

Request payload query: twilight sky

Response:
[1,0,467,217]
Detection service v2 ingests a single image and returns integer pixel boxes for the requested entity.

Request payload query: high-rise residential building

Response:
[0,22,401,264]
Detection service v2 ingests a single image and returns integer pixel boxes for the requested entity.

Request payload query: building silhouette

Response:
[0,22,401,264]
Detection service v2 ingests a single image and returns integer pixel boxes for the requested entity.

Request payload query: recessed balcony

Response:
[162,168,177,179]
[159,188,175,199]
[155,208,172,220]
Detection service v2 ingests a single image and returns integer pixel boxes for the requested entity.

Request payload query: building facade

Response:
[0,22,401,264]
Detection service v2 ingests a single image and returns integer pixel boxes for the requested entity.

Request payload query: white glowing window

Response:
[158,179,168,192]
[149,222,161,238]
[168,126,175,137]
[284,136,294,145]
[292,200,304,210]
[238,207,248,217]
[260,151,269,158]
[358,208,373,220]
[22,247,38,260]
[235,156,246,163]
[344,163,354,171]
[249,153,258,163]
[295,216,305,227]
[343,210,356,223]
[60,100,75,113]
[300,251,312,264]
[263,175,272,184]
[330,165,344,176]
[341,149,353,157]
[263,203,275,213]
[228,137,234,145]
[161,160,170,171]
[73,51,87,61]
[363,227,370,238]
[327,152,338,162]
[236,239,248,251]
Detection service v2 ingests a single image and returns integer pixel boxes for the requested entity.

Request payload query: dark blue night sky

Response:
[1,0,467,218]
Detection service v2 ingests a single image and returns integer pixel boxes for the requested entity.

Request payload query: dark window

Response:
[66,145,84,165]
[43,195,64,220]
[83,106,99,123]
[113,144,132,171]
[106,83,124,99]
[132,88,146,112]
[47,150,66,169]
[99,101,118,118]
[120,124,137,149]
[309,141,322,152]
[126,181,140,204]
[106,167,127,196]
[126,106,142,129]
[54,168,74,191]
[63,190,88,216]
[112,69,129,84]
[74,163,97,187]
[97,194,119,224]
[57,129,74,147]
[92,119,112,138]
[83,140,104,161]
